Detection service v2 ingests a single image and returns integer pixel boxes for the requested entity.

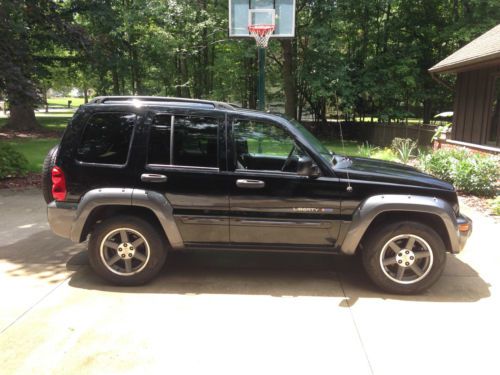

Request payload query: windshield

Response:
[287,118,333,163]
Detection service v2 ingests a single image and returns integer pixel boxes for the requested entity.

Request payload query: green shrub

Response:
[490,196,500,216]
[431,123,452,141]
[420,148,463,183]
[0,143,29,179]
[357,142,378,158]
[372,147,399,162]
[421,148,499,197]
[391,137,417,164]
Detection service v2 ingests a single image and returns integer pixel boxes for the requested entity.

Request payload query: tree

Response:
[0,0,41,130]
[0,0,86,131]
[3,0,499,131]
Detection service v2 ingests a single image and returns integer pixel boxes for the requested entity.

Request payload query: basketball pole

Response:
[257,47,265,111]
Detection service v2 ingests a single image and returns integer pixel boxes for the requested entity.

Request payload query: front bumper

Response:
[47,201,77,240]
[455,213,472,253]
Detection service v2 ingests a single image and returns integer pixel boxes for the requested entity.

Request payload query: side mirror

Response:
[297,157,321,178]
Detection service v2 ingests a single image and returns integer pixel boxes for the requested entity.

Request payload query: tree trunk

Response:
[423,99,433,124]
[281,39,297,119]
[180,56,190,98]
[175,55,182,97]
[134,54,143,95]
[43,89,48,113]
[5,104,41,131]
[112,67,120,95]
[247,53,257,109]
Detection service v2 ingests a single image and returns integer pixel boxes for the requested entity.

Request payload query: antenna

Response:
[338,114,353,193]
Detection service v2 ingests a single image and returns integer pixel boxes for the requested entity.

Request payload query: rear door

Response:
[228,115,342,249]
[63,109,140,201]
[137,109,230,245]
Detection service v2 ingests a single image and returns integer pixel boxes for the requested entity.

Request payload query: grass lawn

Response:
[1,138,59,172]
[244,138,399,161]
[47,97,86,108]
[0,135,399,176]
[0,111,401,179]
[323,139,360,155]
[37,116,72,130]
[0,113,68,173]
[0,113,73,130]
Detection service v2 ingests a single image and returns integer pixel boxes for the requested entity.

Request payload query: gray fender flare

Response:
[70,188,183,249]
[339,194,459,255]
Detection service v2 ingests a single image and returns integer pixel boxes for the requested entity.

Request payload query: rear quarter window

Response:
[77,113,136,165]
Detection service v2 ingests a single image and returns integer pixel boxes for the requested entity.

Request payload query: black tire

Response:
[42,145,59,203]
[361,221,447,294]
[88,216,168,286]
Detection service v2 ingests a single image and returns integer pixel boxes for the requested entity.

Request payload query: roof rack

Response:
[88,96,234,110]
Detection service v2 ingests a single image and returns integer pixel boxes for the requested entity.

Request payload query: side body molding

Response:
[339,194,459,255]
[70,188,184,249]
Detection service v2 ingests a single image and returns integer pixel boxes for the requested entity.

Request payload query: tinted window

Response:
[234,120,306,172]
[77,113,135,164]
[148,115,218,168]
[173,116,218,167]
[148,115,172,165]
[234,120,295,157]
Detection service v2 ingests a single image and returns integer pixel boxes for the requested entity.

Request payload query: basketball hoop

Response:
[248,24,275,48]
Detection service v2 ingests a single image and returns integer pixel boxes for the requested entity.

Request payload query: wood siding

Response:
[452,65,500,146]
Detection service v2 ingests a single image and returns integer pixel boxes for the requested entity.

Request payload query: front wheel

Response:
[361,221,447,294]
[88,216,167,285]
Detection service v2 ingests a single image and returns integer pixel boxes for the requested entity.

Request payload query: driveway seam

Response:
[0,274,71,336]
[338,274,375,375]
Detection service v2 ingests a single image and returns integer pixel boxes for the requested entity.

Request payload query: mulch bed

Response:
[0,130,62,139]
[459,194,499,220]
[0,172,42,190]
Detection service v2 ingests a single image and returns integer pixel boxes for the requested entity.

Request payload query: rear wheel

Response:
[361,221,446,294]
[88,216,167,285]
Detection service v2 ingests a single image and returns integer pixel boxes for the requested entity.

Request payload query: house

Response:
[429,24,500,153]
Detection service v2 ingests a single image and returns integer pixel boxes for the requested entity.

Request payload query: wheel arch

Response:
[356,211,452,254]
[339,194,458,255]
[80,205,168,244]
[70,188,183,249]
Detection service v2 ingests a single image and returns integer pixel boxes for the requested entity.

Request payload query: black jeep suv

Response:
[44,96,472,294]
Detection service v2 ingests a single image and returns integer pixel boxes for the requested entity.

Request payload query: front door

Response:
[228,116,342,249]
[137,110,229,245]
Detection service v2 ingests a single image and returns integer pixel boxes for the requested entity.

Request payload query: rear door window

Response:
[77,113,136,165]
[148,115,219,168]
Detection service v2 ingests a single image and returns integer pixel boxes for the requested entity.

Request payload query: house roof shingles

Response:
[429,24,500,73]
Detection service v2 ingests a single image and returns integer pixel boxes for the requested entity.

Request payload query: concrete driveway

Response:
[0,189,498,375]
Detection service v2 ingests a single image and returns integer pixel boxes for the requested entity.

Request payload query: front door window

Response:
[233,119,306,172]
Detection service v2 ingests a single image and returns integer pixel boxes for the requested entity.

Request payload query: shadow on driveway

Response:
[0,229,491,303]
[68,248,491,304]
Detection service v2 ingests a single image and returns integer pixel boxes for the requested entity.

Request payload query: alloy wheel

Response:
[379,234,434,284]
[99,228,151,276]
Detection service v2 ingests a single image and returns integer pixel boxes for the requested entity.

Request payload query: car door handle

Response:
[236,179,265,189]
[141,173,167,183]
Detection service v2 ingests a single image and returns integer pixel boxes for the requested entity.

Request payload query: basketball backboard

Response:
[229,0,295,38]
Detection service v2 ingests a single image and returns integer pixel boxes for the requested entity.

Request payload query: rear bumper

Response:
[455,213,472,253]
[47,201,77,240]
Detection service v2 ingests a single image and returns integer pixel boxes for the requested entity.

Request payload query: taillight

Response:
[51,166,67,201]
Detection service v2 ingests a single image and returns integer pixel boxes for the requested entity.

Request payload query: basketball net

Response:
[248,25,275,48]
